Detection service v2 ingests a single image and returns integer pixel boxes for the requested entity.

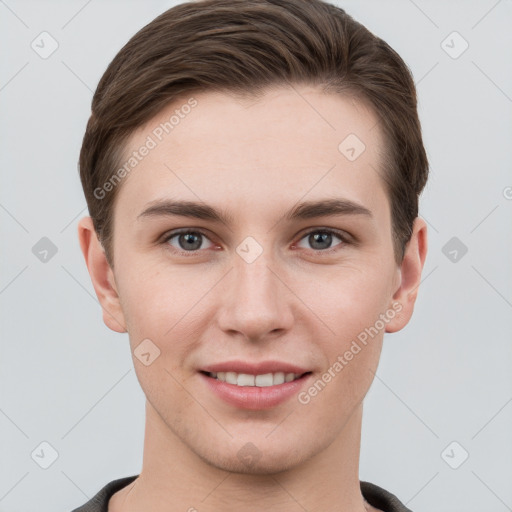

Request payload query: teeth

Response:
[210,371,303,387]
[225,372,237,385]
[238,373,255,386]
[273,372,285,385]
[255,373,273,387]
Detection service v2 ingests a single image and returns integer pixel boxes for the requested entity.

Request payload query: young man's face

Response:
[80,85,426,474]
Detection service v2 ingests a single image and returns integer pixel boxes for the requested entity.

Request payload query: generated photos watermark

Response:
[93,97,198,200]
[298,301,402,405]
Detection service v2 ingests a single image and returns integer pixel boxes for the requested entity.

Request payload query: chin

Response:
[188,432,317,476]
[199,446,305,475]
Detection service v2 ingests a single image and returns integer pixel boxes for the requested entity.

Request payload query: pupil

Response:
[311,232,331,250]
[181,233,201,250]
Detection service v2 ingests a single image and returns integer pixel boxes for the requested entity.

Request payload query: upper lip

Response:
[200,360,310,375]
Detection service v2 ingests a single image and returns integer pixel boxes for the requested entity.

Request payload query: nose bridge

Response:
[233,239,281,306]
[217,236,292,339]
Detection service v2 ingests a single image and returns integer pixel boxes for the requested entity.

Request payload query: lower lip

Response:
[199,372,312,410]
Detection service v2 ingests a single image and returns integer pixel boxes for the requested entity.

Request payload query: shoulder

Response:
[70,475,139,512]
[360,481,413,512]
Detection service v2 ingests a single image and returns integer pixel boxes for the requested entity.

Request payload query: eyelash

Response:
[161,227,352,257]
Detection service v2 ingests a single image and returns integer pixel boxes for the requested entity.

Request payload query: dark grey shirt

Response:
[71,475,413,511]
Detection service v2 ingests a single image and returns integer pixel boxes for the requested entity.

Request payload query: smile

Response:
[199,369,313,410]
[205,371,306,387]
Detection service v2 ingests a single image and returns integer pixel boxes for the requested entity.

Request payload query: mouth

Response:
[198,362,313,410]
[200,370,311,387]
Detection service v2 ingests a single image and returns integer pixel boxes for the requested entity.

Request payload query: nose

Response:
[216,247,295,342]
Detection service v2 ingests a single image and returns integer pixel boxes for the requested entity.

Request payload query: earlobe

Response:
[385,217,428,334]
[77,216,127,333]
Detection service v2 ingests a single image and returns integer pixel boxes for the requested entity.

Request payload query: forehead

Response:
[115,85,388,225]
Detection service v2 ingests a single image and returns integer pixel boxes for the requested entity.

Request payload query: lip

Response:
[200,360,310,375]
[198,360,313,410]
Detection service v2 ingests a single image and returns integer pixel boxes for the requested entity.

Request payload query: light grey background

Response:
[1,1,511,511]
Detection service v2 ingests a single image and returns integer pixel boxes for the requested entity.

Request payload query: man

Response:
[74,0,428,510]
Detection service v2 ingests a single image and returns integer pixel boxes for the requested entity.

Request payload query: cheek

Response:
[317,268,391,405]
[119,264,192,335]
[120,270,198,405]
[118,265,211,377]
[298,264,393,348]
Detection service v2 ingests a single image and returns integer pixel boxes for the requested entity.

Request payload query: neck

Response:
[109,401,372,512]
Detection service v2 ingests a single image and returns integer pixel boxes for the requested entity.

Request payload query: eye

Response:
[161,227,351,257]
[294,228,349,253]
[162,229,215,254]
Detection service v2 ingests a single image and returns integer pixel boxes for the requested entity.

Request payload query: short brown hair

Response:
[79,0,429,267]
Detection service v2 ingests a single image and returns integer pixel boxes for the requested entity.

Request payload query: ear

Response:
[385,217,428,333]
[77,216,127,333]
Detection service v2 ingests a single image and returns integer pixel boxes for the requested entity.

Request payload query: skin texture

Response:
[78,85,427,512]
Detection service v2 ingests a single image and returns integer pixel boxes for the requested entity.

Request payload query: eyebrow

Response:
[136,198,373,225]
